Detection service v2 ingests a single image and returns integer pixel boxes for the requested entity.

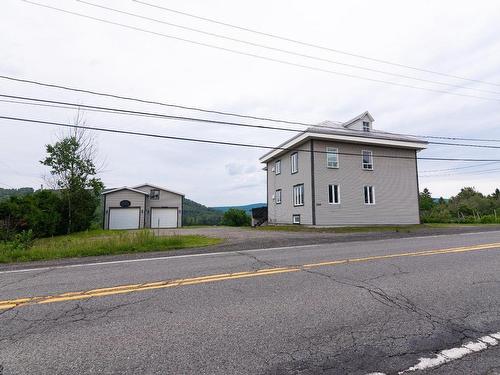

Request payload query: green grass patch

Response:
[0,230,221,263]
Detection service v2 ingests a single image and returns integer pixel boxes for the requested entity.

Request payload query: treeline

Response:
[0,187,34,199]
[420,187,500,223]
[0,189,101,241]
[182,198,223,226]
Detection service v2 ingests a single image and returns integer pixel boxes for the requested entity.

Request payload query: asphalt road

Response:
[1,231,499,374]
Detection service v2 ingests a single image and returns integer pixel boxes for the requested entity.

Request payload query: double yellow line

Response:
[1,241,499,310]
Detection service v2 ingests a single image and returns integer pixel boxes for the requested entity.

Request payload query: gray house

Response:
[102,183,183,230]
[259,111,428,226]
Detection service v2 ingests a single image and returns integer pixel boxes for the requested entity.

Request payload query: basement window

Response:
[292,214,301,224]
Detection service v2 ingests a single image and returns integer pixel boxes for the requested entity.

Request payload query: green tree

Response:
[221,208,251,227]
[0,190,63,238]
[40,121,103,234]
[419,188,435,212]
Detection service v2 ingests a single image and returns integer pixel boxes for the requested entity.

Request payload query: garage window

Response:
[150,189,160,200]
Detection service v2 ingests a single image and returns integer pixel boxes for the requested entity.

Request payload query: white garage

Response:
[109,208,140,230]
[102,184,184,230]
[151,208,178,228]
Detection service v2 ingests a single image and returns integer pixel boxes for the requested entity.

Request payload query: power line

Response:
[4,93,500,150]
[2,74,500,144]
[20,0,500,103]
[0,75,313,128]
[77,0,500,96]
[0,94,302,132]
[3,115,500,162]
[133,0,500,88]
[421,166,500,177]
[419,161,500,173]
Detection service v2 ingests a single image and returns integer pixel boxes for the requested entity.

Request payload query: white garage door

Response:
[109,208,140,230]
[151,208,178,228]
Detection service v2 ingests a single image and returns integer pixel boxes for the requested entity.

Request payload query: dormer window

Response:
[363,121,370,132]
[150,189,160,200]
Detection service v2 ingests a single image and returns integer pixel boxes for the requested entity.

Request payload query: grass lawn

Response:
[0,230,221,263]
[254,223,500,234]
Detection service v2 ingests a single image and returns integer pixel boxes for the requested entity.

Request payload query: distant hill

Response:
[433,197,449,203]
[210,203,267,215]
[0,187,34,200]
[183,198,224,226]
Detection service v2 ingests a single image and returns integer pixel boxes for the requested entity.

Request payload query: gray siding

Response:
[313,141,419,225]
[104,190,146,229]
[266,140,420,226]
[267,141,313,225]
[134,185,183,227]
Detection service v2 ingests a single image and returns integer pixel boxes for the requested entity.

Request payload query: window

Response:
[275,189,282,204]
[293,184,304,206]
[291,152,298,174]
[362,150,373,170]
[275,160,281,175]
[328,184,340,204]
[326,147,339,168]
[292,214,301,224]
[364,186,375,205]
[363,121,370,132]
[150,189,160,200]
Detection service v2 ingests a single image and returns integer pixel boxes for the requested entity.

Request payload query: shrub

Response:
[9,230,35,251]
[221,208,251,227]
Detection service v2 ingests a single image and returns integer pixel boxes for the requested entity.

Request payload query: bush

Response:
[221,208,251,227]
[0,190,64,238]
[9,230,35,251]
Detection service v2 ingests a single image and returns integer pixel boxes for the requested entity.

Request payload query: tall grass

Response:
[0,230,221,263]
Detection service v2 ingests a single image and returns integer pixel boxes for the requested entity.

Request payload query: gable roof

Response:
[101,187,149,195]
[342,111,375,128]
[132,183,184,197]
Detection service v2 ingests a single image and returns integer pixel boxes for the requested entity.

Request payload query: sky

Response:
[1,0,499,206]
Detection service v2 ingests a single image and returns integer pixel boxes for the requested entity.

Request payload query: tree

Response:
[40,113,103,233]
[221,208,251,227]
[0,190,63,238]
[419,188,434,212]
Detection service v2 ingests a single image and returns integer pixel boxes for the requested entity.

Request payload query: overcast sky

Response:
[1,0,500,206]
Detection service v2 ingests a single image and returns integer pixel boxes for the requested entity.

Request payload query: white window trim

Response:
[275,189,282,204]
[362,150,374,171]
[275,160,281,175]
[291,152,298,174]
[292,214,301,224]
[293,184,304,206]
[363,185,376,205]
[326,147,339,169]
[363,121,370,132]
[328,184,340,204]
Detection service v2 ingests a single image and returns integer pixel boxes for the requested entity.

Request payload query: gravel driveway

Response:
[158,225,500,252]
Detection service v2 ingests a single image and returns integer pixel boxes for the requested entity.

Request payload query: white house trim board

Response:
[102,187,149,195]
[259,132,428,163]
